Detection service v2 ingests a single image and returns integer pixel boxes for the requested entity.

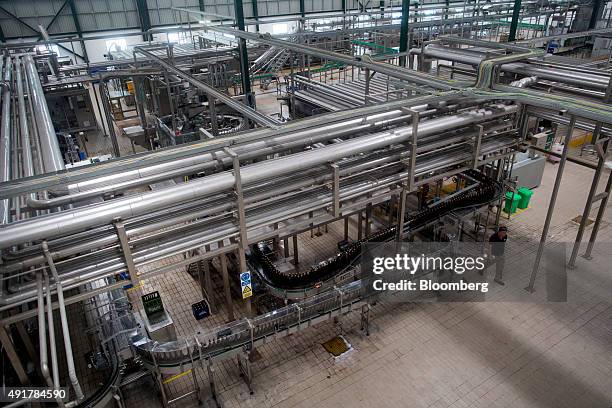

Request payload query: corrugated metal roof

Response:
[0,0,355,38]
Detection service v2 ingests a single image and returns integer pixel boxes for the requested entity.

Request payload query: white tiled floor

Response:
[516,158,609,231]
[65,80,612,407]
[106,159,612,408]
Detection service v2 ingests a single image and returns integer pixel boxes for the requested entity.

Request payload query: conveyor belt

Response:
[129,172,501,379]
[251,170,502,290]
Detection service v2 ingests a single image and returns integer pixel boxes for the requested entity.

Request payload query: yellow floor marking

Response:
[163,369,192,384]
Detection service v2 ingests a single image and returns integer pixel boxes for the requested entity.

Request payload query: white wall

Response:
[82,30,151,63]
[257,20,299,35]
[592,37,612,59]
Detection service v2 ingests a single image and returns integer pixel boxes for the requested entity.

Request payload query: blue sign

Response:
[240,271,252,299]
[240,272,251,286]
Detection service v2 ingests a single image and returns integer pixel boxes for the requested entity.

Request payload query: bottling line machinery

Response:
[0,4,612,406]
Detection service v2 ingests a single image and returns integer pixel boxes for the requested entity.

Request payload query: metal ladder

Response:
[260,50,291,89]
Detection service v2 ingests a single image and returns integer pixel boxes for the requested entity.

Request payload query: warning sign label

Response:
[240,271,253,299]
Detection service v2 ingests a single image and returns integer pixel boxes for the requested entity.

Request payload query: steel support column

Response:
[589,0,604,29]
[330,163,340,217]
[68,0,89,63]
[404,108,419,190]
[389,194,397,226]
[582,78,612,260]
[234,0,255,109]
[292,234,299,265]
[135,0,152,41]
[209,97,219,135]
[344,216,350,240]
[299,0,306,18]
[473,125,484,169]
[218,241,234,321]
[399,0,410,66]
[203,246,214,311]
[99,80,121,157]
[568,77,612,268]
[272,223,280,255]
[114,219,137,278]
[396,188,408,241]
[526,116,576,292]
[583,169,612,260]
[365,68,371,101]
[252,0,260,32]
[365,203,372,236]
[508,0,523,42]
[226,148,252,315]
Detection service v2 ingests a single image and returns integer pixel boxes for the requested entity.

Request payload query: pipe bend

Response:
[37,271,53,388]
[510,76,538,88]
[26,192,86,210]
[42,240,85,402]
[40,362,52,383]
[26,196,58,210]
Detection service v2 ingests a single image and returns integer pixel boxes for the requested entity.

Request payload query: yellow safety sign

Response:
[242,285,252,299]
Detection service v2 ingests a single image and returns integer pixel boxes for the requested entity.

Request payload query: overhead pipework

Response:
[0,1,611,406]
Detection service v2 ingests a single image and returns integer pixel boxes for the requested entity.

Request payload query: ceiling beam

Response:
[67,0,88,62]
[37,0,70,40]
[0,5,85,60]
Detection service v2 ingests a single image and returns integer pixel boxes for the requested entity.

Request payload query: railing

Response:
[132,280,364,372]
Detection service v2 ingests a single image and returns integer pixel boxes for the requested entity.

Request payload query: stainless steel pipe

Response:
[15,58,35,181]
[27,110,412,208]
[36,271,54,390]
[1,125,518,305]
[42,241,85,401]
[0,104,516,249]
[421,44,611,92]
[23,55,65,173]
[1,57,11,224]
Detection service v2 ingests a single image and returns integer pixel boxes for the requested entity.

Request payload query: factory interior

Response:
[0,0,612,406]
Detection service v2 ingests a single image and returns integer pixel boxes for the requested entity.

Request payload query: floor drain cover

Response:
[572,215,594,226]
[322,335,350,357]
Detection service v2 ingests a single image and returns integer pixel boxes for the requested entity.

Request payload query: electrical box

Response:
[532,131,553,150]
[140,291,176,342]
[142,291,164,318]
[531,131,553,158]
